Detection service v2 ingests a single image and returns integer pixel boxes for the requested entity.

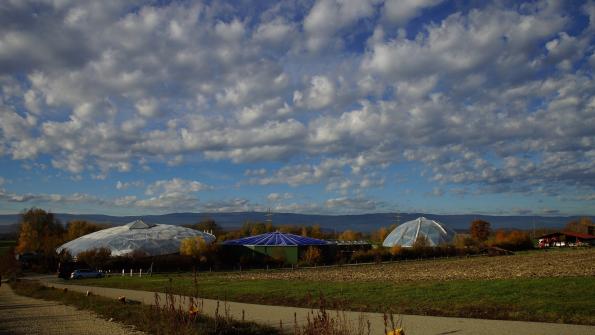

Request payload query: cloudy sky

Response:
[0,0,594,216]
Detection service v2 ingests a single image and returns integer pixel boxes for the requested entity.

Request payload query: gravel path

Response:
[39,280,595,335]
[0,283,145,335]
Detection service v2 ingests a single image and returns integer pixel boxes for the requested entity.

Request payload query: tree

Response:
[300,226,308,237]
[180,236,209,263]
[301,246,322,265]
[470,219,491,242]
[337,230,362,241]
[310,224,323,239]
[76,247,112,270]
[16,208,65,255]
[64,221,108,242]
[564,217,594,235]
[412,235,430,249]
[187,218,223,237]
[371,227,389,243]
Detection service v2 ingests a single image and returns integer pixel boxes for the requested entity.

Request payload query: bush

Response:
[489,230,533,251]
[76,247,112,270]
[301,246,322,266]
[350,248,391,263]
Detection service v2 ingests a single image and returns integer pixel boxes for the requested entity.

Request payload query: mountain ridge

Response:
[0,211,580,233]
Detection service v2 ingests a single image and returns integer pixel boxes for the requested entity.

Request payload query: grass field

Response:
[76,248,595,325]
[0,240,16,255]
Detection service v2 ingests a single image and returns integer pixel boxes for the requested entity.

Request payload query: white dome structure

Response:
[56,220,216,257]
[382,217,456,247]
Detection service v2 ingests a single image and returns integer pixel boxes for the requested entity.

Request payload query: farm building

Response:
[56,219,216,257]
[538,231,595,248]
[382,216,456,247]
[222,231,328,264]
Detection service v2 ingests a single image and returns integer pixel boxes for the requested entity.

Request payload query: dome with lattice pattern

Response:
[56,220,216,257]
[382,217,456,247]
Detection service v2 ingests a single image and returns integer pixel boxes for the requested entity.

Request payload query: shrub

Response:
[76,247,112,270]
[302,246,322,266]
[489,230,533,251]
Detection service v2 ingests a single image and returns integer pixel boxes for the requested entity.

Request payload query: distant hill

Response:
[0,212,581,233]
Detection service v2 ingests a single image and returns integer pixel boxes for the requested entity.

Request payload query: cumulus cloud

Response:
[382,0,443,25]
[116,180,144,190]
[0,1,593,215]
[267,192,293,202]
[303,0,376,51]
[145,178,211,196]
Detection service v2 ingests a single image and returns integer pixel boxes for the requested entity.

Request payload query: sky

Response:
[0,0,594,216]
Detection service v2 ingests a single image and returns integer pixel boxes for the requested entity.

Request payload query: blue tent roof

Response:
[222,231,328,246]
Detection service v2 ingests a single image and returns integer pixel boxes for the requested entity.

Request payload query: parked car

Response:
[70,269,104,279]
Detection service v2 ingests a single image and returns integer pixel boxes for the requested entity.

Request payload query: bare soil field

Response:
[221,248,595,282]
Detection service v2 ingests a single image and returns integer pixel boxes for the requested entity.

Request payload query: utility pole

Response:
[394,210,401,227]
[265,208,273,225]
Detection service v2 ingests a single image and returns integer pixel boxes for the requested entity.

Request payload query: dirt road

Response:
[0,283,144,335]
[39,280,595,335]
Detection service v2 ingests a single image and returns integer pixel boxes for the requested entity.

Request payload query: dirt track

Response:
[221,249,595,282]
[0,283,144,335]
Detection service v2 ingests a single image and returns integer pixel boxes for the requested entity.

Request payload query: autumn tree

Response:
[412,235,430,249]
[301,246,322,265]
[180,236,209,264]
[338,230,362,241]
[186,218,223,237]
[310,224,323,239]
[470,219,491,242]
[76,247,112,270]
[64,220,108,242]
[16,208,65,255]
[564,217,594,235]
[301,226,308,237]
[371,227,389,243]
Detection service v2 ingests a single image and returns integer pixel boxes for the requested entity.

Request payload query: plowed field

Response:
[221,249,595,282]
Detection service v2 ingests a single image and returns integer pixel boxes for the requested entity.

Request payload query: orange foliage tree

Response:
[564,217,594,235]
[16,208,65,255]
[64,220,108,242]
[301,246,322,265]
[490,229,533,251]
[338,230,362,241]
[371,227,389,243]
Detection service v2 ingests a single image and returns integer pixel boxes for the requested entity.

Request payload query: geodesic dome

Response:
[382,217,456,247]
[56,220,216,257]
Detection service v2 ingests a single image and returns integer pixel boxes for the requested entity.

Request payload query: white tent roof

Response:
[56,220,216,257]
[382,217,456,247]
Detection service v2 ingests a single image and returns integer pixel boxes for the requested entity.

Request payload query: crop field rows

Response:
[219,249,595,282]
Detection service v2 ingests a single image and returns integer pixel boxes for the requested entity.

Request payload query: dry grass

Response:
[219,249,595,283]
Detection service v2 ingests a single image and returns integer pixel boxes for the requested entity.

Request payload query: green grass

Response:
[0,240,16,255]
[11,280,279,335]
[77,274,595,325]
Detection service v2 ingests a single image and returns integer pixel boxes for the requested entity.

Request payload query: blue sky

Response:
[0,0,594,216]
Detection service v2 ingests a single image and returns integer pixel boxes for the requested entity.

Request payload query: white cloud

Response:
[382,0,443,25]
[304,0,376,51]
[0,0,593,215]
[267,192,293,202]
[145,178,211,196]
[135,98,160,118]
[116,180,144,190]
[325,196,380,211]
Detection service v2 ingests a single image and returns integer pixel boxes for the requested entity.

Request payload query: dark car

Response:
[70,269,104,279]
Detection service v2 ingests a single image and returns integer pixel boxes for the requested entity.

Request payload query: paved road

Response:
[36,278,595,335]
[0,282,145,335]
